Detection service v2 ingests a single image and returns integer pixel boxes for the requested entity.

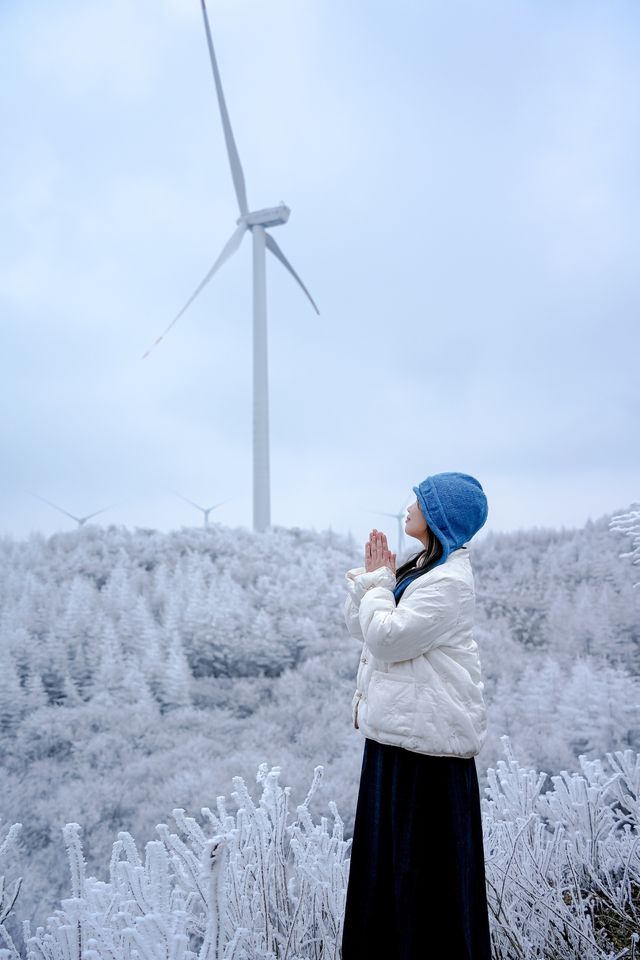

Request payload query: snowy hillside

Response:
[0,513,638,936]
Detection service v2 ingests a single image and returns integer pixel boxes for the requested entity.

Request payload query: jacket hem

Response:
[357,720,481,759]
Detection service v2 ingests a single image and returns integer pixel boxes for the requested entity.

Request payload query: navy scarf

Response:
[393,565,431,604]
[393,546,467,603]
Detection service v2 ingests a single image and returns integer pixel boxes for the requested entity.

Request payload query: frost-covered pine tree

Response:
[609,500,640,588]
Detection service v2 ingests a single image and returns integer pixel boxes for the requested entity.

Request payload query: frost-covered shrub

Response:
[0,738,637,960]
[20,764,349,960]
[483,736,640,960]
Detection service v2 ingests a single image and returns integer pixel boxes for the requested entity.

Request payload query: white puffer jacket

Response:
[344,546,488,758]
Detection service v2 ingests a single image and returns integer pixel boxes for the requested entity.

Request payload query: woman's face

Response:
[405,496,428,544]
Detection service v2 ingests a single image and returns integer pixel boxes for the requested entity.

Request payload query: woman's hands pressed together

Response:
[365,529,396,575]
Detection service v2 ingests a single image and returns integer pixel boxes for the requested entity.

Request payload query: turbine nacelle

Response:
[239,204,290,229]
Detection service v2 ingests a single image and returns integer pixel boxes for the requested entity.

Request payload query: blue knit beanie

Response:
[412,471,488,571]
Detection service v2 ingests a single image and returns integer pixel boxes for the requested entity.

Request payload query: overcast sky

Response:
[1,0,638,552]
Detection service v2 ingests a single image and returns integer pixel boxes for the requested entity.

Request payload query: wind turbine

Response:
[366,501,410,557]
[141,0,320,535]
[26,491,123,528]
[169,489,233,529]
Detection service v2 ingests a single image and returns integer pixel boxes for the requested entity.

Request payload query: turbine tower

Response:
[27,492,121,528]
[169,489,233,529]
[141,0,320,535]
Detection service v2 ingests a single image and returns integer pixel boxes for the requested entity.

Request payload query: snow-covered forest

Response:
[0,508,639,957]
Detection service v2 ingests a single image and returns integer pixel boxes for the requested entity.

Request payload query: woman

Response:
[340,471,492,960]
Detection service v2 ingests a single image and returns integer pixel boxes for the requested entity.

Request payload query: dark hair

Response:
[395,524,443,599]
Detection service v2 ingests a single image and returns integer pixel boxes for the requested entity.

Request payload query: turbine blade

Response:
[264,232,320,315]
[172,491,206,512]
[200,0,249,217]
[27,491,80,523]
[205,497,233,511]
[141,223,247,360]
[82,504,118,521]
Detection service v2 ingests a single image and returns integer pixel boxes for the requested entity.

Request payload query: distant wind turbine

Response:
[141,0,320,535]
[366,501,409,558]
[26,491,123,528]
[169,489,233,529]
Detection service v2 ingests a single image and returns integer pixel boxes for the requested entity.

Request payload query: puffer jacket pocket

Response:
[365,670,415,738]
[351,690,362,729]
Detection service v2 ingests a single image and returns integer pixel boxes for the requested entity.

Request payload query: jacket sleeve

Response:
[358,573,460,662]
[344,565,396,644]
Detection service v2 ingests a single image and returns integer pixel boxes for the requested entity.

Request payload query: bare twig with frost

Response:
[0,821,23,960]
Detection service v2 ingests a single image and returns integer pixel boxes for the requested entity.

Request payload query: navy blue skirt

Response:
[341,737,492,960]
